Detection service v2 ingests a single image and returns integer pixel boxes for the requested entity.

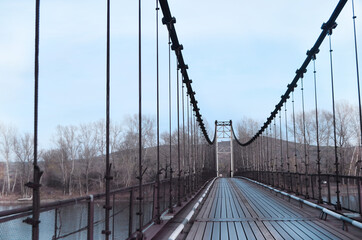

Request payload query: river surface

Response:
[0,202,132,240]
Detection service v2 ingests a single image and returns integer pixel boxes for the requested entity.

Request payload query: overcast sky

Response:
[0,0,361,148]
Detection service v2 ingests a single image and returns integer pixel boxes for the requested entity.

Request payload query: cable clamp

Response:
[183,78,192,84]
[162,16,176,26]
[101,230,111,236]
[23,217,41,226]
[104,175,113,180]
[178,63,188,70]
[321,22,337,35]
[296,68,307,78]
[171,44,183,51]
[103,205,112,210]
[306,48,320,60]
[25,181,42,189]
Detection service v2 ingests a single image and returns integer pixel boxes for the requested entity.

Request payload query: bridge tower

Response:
[215,120,234,177]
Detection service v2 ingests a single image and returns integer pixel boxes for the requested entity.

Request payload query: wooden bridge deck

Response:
[184,178,361,240]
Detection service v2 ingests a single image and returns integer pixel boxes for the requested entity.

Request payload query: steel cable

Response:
[351,0,362,176]
[301,76,309,199]
[328,32,342,210]
[155,0,161,224]
[312,55,323,203]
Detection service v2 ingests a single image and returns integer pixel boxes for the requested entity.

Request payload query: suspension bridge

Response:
[1,0,362,239]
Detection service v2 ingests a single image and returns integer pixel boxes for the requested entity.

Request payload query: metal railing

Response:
[0,172,212,240]
[237,171,362,214]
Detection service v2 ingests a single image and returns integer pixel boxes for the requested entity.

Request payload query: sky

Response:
[0,0,361,148]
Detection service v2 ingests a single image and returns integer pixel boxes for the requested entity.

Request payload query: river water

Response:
[0,202,131,240]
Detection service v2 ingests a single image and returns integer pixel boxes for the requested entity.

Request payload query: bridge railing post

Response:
[128,188,134,238]
[87,195,94,240]
[299,173,303,196]
[152,183,157,222]
[327,175,331,204]
[311,175,315,199]
[358,177,362,214]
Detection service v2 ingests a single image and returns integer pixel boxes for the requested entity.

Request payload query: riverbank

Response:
[0,188,96,205]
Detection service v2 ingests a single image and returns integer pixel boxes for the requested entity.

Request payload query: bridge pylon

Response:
[215,120,234,177]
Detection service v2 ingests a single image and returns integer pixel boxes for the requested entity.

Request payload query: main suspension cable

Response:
[229,0,348,146]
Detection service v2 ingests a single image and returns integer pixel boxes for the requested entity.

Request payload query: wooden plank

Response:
[233,180,270,218]
[255,221,274,240]
[310,220,361,240]
[221,185,227,219]
[186,222,200,240]
[227,222,238,240]
[230,188,249,218]
[235,179,290,219]
[224,181,234,218]
[212,222,220,240]
[208,184,220,219]
[228,181,248,218]
[299,221,338,240]
[185,178,361,240]
[202,222,213,240]
[220,222,229,240]
[230,180,259,218]
[233,178,305,219]
[234,221,247,239]
[215,188,222,219]
[289,221,325,240]
[227,179,240,218]
[263,221,284,240]
[283,221,313,240]
[199,184,217,219]
[275,221,304,240]
[242,222,256,240]
[249,221,265,240]
[268,221,294,239]
[194,221,207,240]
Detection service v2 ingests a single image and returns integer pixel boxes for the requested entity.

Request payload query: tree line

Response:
[0,114,211,198]
[235,101,361,176]
[1,101,360,198]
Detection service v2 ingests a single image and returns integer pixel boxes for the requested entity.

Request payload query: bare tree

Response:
[350,105,362,175]
[54,125,79,195]
[12,133,33,197]
[109,121,123,187]
[94,120,106,189]
[117,115,156,186]
[335,101,353,175]
[0,123,16,195]
[77,123,98,194]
